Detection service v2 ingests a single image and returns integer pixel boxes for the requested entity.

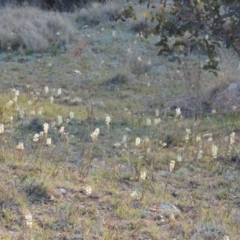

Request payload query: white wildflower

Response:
[6,100,14,107]
[160,141,167,147]
[185,128,191,142]
[25,212,32,228]
[154,118,161,125]
[57,115,63,126]
[69,111,74,119]
[212,109,216,114]
[155,108,160,117]
[44,86,49,94]
[212,144,218,159]
[50,96,54,104]
[175,108,182,120]
[57,88,62,95]
[146,118,151,126]
[177,154,182,162]
[90,128,100,141]
[106,115,111,126]
[0,124,4,134]
[230,132,235,145]
[46,138,52,146]
[59,126,64,134]
[43,123,49,134]
[196,134,201,142]
[33,134,39,142]
[186,128,191,134]
[15,89,19,96]
[197,150,203,159]
[170,160,175,172]
[130,191,138,198]
[140,171,147,180]
[16,142,24,150]
[85,186,92,195]
[135,137,141,147]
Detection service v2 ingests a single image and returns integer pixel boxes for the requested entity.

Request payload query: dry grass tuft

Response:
[75,2,122,26]
[0,6,75,52]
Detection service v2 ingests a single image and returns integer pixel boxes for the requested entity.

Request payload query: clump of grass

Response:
[22,177,51,200]
[75,2,121,27]
[0,6,75,52]
[191,221,226,240]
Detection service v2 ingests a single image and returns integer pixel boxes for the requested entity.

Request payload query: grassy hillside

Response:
[0,3,239,240]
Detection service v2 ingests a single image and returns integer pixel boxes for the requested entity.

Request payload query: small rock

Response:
[70,97,82,105]
[56,188,67,195]
[159,203,181,215]
[94,101,105,108]
[61,96,70,103]
[74,234,84,240]
[125,127,132,133]
[73,70,82,74]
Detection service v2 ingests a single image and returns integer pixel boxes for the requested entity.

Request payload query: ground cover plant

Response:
[0,1,240,240]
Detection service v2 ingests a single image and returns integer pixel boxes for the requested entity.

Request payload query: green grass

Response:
[0,3,240,240]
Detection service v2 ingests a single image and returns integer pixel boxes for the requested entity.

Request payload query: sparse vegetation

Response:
[0,1,239,240]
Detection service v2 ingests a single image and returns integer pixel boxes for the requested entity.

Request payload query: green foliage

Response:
[118,0,240,75]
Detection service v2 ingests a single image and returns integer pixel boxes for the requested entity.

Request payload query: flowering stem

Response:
[17,149,23,161]
[163,172,172,200]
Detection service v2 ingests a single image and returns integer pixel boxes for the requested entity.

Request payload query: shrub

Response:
[0,0,108,12]
[74,2,121,26]
[0,6,75,52]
